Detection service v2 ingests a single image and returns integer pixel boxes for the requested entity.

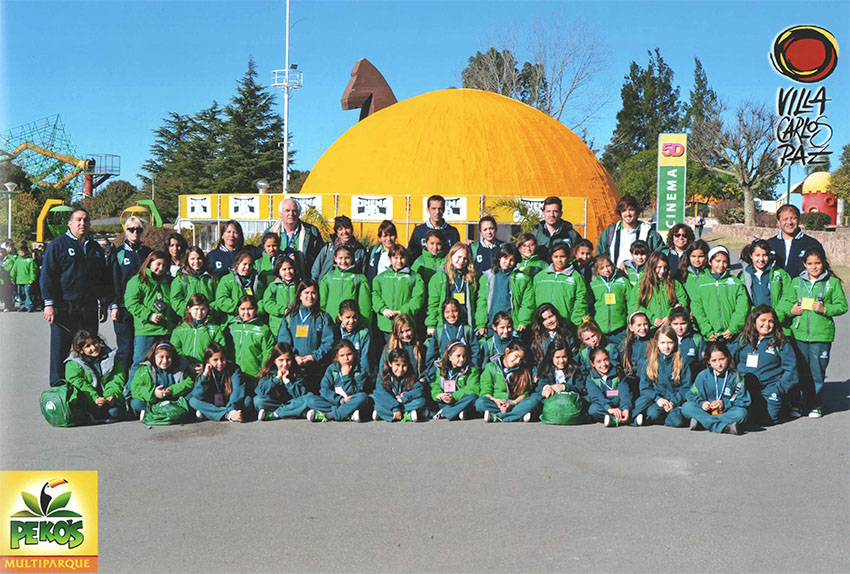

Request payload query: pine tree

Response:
[602,49,684,180]
[214,57,284,195]
[685,58,718,128]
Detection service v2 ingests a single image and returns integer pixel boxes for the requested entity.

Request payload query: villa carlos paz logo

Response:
[1,471,98,573]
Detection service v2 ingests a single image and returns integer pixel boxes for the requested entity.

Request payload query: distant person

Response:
[12,243,38,312]
[407,195,461,263]
[269,198,323,279]
[108,216,152,375]
[41,208,113,386]
[768,204,823,279]
[531,196,583,262]
[596,195,664,270]
[694,214,706,239]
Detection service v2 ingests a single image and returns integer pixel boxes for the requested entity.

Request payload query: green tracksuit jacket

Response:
[689,271,750,339]
[226,317,275,379]
[64,349,126,407]
[790,272,848,343]
[12,254,38,284]
[588,272,631,334]
[430,366,480,402]
[214,270,265,316]
[130,361,194,404]
[170,320,227,363]
[631,281,689,327]
[479,359,529,401]
[124,270,177,336]
[372,267,425,332]
[319,266,372,324]
[527,265,589,328]
[261,279,297,338]
[170,270,216,316]
[426,268,486,330]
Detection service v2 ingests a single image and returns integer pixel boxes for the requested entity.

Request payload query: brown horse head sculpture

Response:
[341,58,398,121]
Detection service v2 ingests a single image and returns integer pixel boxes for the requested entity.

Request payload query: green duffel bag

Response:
[142,396,191,426]
[540,391,583,425]
[40,382,89,427]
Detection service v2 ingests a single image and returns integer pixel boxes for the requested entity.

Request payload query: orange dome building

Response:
[801,171,837,225]
[301,88,620,242]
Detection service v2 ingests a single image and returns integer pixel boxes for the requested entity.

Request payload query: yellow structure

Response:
[300,88,620,242]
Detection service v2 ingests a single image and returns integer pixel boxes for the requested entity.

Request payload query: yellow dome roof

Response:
[301,88,620,241]
[803,171,832,193]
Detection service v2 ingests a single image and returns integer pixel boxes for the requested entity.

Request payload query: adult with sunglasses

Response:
[596,195,665,270]
[665,223,695,280]
[108,216,152,376]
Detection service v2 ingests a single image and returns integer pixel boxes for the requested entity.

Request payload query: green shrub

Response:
[802,212,831,231]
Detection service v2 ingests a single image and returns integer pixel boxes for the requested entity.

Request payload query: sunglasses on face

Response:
[126,227,143,234]
[673,232,688,237]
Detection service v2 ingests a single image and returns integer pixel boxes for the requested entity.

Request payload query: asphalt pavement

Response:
[1,307,848,573]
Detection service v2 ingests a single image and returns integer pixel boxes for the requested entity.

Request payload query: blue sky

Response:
[2,0,848,193]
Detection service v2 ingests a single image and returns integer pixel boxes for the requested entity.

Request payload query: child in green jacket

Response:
[689,246,749,355]
[372,244,425,336]
[431,340,480,420]
[215,250,265,318]
[739,239,794,332]
[426,243,486,334]
[254,232,281,286]
[789,247,848,417]
[188,342,252,422]
[64,329,127,422]
[410,230,446,288]
[12,244,38,312]
[623,240,650,288]
[319,244,371,325]
[124,251,177,380]
[262,255,299,339]
[129,340,194,420]
[170,247,216,317]
[515,233,547,279]
[527,243,589,333]
[632,251,688,330]
[678,240,709,313]
[226,295,274,382]
[588,254,630,346]
[475,341,540,422]
[170,294,226,371]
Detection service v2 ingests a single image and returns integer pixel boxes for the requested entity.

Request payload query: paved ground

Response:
[1,307,848,573]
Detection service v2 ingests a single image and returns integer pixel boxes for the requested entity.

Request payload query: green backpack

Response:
[40,382,89,427]
[142,396,191,426]
[540,391,583,425]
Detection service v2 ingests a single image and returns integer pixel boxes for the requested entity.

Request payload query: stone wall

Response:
[711,224,850,266]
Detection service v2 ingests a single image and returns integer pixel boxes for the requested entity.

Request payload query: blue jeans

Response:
[795,341,831,412]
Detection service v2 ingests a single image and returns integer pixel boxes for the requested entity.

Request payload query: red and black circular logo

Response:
[771,25,838,83]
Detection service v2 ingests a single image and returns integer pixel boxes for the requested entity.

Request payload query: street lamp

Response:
[3,182,17,239]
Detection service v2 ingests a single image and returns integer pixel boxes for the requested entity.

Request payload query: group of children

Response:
[57,218,847,434]
[0,239,41,312]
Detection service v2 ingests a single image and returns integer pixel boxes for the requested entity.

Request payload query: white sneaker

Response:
[522,412,533,422]
[807,408,823,419]
[195,410,204,421]
[306,409,317,422]
[458,410,465,421]
[789,408,802,418]
[351,410,361,423]
[635,414,644,426]
[257,409,266,422]
[689,417,700,431]
[410,409,418,422]
[603,414,612,427]
[484,410,493,423]
[432,409,443,421]
[139,409,146,422]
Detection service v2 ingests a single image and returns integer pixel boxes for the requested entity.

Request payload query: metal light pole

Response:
[3,182,18,238]
[272,0,303,195]
[151,175,156,202]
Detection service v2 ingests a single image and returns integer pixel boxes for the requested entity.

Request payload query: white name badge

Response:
[746,354,759,368]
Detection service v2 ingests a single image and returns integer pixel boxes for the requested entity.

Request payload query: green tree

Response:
[685,58,718,128]
[691,100,783,225]
[602,49,685,180]
[213,57,284,195]
[827,143,850,200]
[88,179,145,219]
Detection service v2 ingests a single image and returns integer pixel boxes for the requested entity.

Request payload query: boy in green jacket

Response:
[526,244,589,331]
[12,244,38,312]
[226,295,275,381]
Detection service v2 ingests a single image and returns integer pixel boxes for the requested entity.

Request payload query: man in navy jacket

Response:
[767,204,823,279]
[41,209,112,385]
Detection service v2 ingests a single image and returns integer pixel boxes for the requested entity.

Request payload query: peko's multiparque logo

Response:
[1,471,98,573]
